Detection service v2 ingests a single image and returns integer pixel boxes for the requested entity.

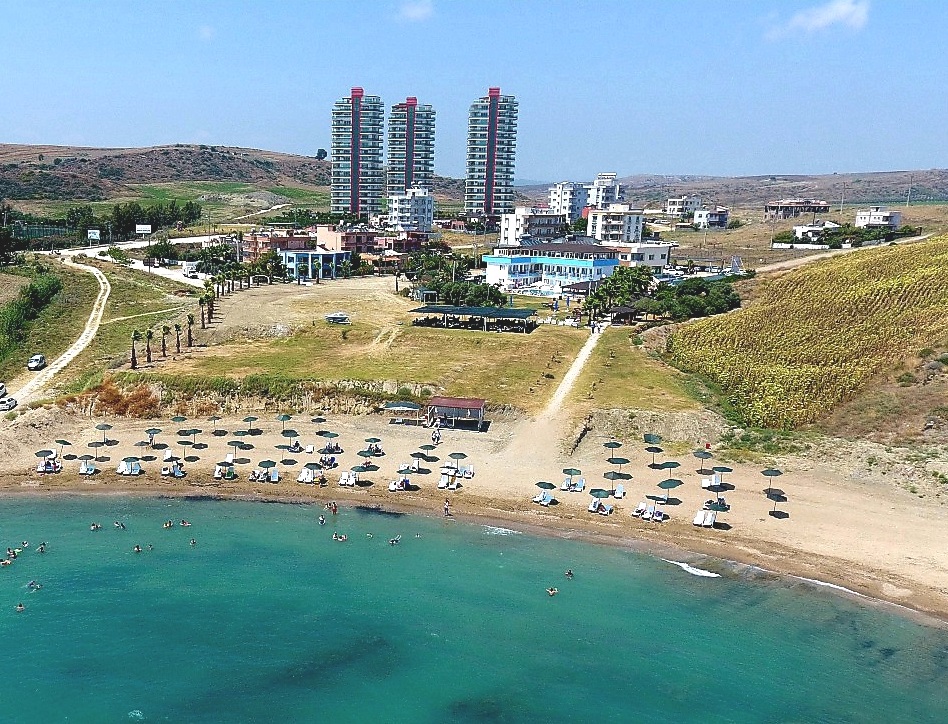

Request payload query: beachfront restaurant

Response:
[277,246,351,281]
[409,305,537,333]
[426,396,487,431]
[483,242,620,293]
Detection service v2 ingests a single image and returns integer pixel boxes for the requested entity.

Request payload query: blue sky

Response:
[2,1,946,181]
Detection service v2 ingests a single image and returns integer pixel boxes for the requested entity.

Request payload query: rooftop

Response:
[410,305,536,320]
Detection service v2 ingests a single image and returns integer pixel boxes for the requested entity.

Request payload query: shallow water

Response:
[1,497,946,723]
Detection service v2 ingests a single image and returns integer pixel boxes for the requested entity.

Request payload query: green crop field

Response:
[667,235,948,429]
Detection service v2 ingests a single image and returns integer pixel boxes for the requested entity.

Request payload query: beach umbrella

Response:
[54,439,72,457]
[88,440,104,461]
[606,456,630,471]
[311,416,326,424]
[410,451,427,460]
[189,428,202,443]
[358,450,375,459]
[35,449,54,459]
[562,467,581,484]
[603,469,629,494]
[365,437,381,444]
[305,461,322,471]
[448,452,468,470]
[145,428,162,446]
[78,453,94,461]
[419,443,436,452]
[281,457,298,467]
[243,416,258,432]
[603,440,623,451]
[693,449,713,474]
[535,481,557,490]
[660,460,681,472]
[643,433,662,445]
[281,429,299,439]
[766,488,788,517]
[589,488,611,499]
[227,439,242,455]
[645,445,663,468]
[761,468,783,496]
[134,440,149,449]
[657,478,684,503]
[276,414,292,431]
[95,423,113,443]
[122,456,139,463]
[352,464,370,474]
[258,460,277,469]
[207,415,221,430]
[712,465,733,489]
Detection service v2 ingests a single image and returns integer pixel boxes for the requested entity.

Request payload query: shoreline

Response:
[6,483,947,630]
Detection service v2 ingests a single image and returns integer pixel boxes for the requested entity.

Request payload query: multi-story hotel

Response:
[331,87,385,216]
[465,87,518,216]
[387,97,436,197]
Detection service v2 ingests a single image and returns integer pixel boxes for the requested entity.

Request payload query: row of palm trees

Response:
[130,254,285,369]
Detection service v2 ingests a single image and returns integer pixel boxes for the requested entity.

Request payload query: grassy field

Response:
[60,259,198,392]
[569,327,699,412]
[0,271,27,305]
[0,260,100,384]
[266,186,330,207]
[667,234,948,429]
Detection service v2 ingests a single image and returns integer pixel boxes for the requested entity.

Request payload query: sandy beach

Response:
[3,406,947,622]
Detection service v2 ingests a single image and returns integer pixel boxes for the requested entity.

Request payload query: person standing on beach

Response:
[443,499,451,517]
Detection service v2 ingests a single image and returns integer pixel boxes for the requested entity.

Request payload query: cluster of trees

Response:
[403,248,505,306]
[0,273,62,363]
[65,200,203,240]
[424,279,506,307]
[774,223,919,249]
[583,266,741,322]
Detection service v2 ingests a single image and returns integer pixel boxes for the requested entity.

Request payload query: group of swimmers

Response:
[546,570,575,597]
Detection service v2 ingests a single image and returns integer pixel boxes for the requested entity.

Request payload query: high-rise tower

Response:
[331,87,384,216]
[387,97,436,197]
[465,87,518,216]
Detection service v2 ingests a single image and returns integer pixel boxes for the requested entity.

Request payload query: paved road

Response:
[12,256,111,405]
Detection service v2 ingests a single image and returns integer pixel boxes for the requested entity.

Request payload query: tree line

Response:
[0,272,63,364]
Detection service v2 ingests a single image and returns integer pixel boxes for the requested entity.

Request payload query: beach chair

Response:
[614,484,625,499]
[161,465,172,477]
[532,491,546,504]
[305,444,314,454]
[297,469,307,483]
[351,471,359,486]
[703,510,716,528]
[269,469,279,483]
[438,473,449,489]
[225,452,234,464]
[131,462,142,476]
[448,478,460,491]
[693,510,705,526]
[632,501,647,517]
[163,449,173,462]
[338,471,350,486]
[588,497,601,513]
[214,465,223,480]
[462,465,474,479]
[116,461,129,475]
[652,509,665,523]
[561,476,572,491]
[642,505,655,522]
[574,478,586,493]
[540,491,554,507]
[172,465,185,479]
[36,461,46,473]
[701,477,712,490]
[598,503,614,516]
[411,458,420,473]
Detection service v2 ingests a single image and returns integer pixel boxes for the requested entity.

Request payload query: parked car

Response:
[0,397,17,412]
[0,382,6,397]
[27,354,47,371]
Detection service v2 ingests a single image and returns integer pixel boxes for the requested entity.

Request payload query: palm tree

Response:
[161,325,170,357]
[174,322,182,354]
[340,260,353,279]
[145,329,154,364]
[186,314,194,347]
[130,330,141,369]
[199,297,207,329]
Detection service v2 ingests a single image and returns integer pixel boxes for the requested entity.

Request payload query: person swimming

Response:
[163,521,173,529]
[389,535,401,546]
[546,587,558,596]
[180,520,191,527]
[37,543,46,554]
[133,545,142,553]
[366,533,373,538]
[189,539,196,546]
[318,515,326,526]
[15,603,24,612]
[565,569,573,580]
[21,541,29,548]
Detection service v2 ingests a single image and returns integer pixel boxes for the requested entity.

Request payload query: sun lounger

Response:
[614,484,625,499]
[652,509,665,523]
[561,476,572,491]
[701,477,712,489]
[588,497,601,513]
[305,444,314,454]
[131,462,142,476]
[693,510,706,526]
[79,460,95,475]
[225,452,234,464]
[225,468,237,481]
[161,465,172,476]
[438,473,449,489]
[297,470,307,483]
[632,501,647,517]
[116,461,129,475]
[269,469,279,483]
[462,464,474,479]
[411,458,420,472]
[533,491,553,505]
[598,503,614,516]
[213,465,223,480]
[703,510,716,528]
[163,449,173,462]
[642,505,655,522]
[339,471,350,486]
[574,477,586,492]
[36,462,46,473]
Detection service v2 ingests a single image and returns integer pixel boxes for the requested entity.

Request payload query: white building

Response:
[548,181,589,222]
[693,206,730,229]
[854,206,902,229]
[586,172,625,209]
[331,87,385,216]
[483,240,620,292]
[465,87,518,215]
[499,206,567,246]
[606,241,675,273]
[793,220,841,241]
[388,187,434,232]
[664,195,702,218]
[587,203,645,244]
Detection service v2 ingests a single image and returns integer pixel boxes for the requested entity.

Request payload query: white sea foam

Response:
[482,525,522,536]
[662,559,721,578]
[792,576,866,597]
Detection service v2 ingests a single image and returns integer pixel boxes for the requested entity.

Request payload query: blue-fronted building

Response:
[277,246,351,281]
[483,238,620,293]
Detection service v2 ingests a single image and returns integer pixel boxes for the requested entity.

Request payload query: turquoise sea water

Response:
[0,497,946,723]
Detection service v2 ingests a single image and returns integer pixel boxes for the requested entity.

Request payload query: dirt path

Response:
[13,257,111,404]
[543,323,605,417]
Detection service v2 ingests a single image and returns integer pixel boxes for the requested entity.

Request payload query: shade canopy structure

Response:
[383,401,421,412]
[535,481,557,490]
[410,304,536,335]
[426,396,488,431]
